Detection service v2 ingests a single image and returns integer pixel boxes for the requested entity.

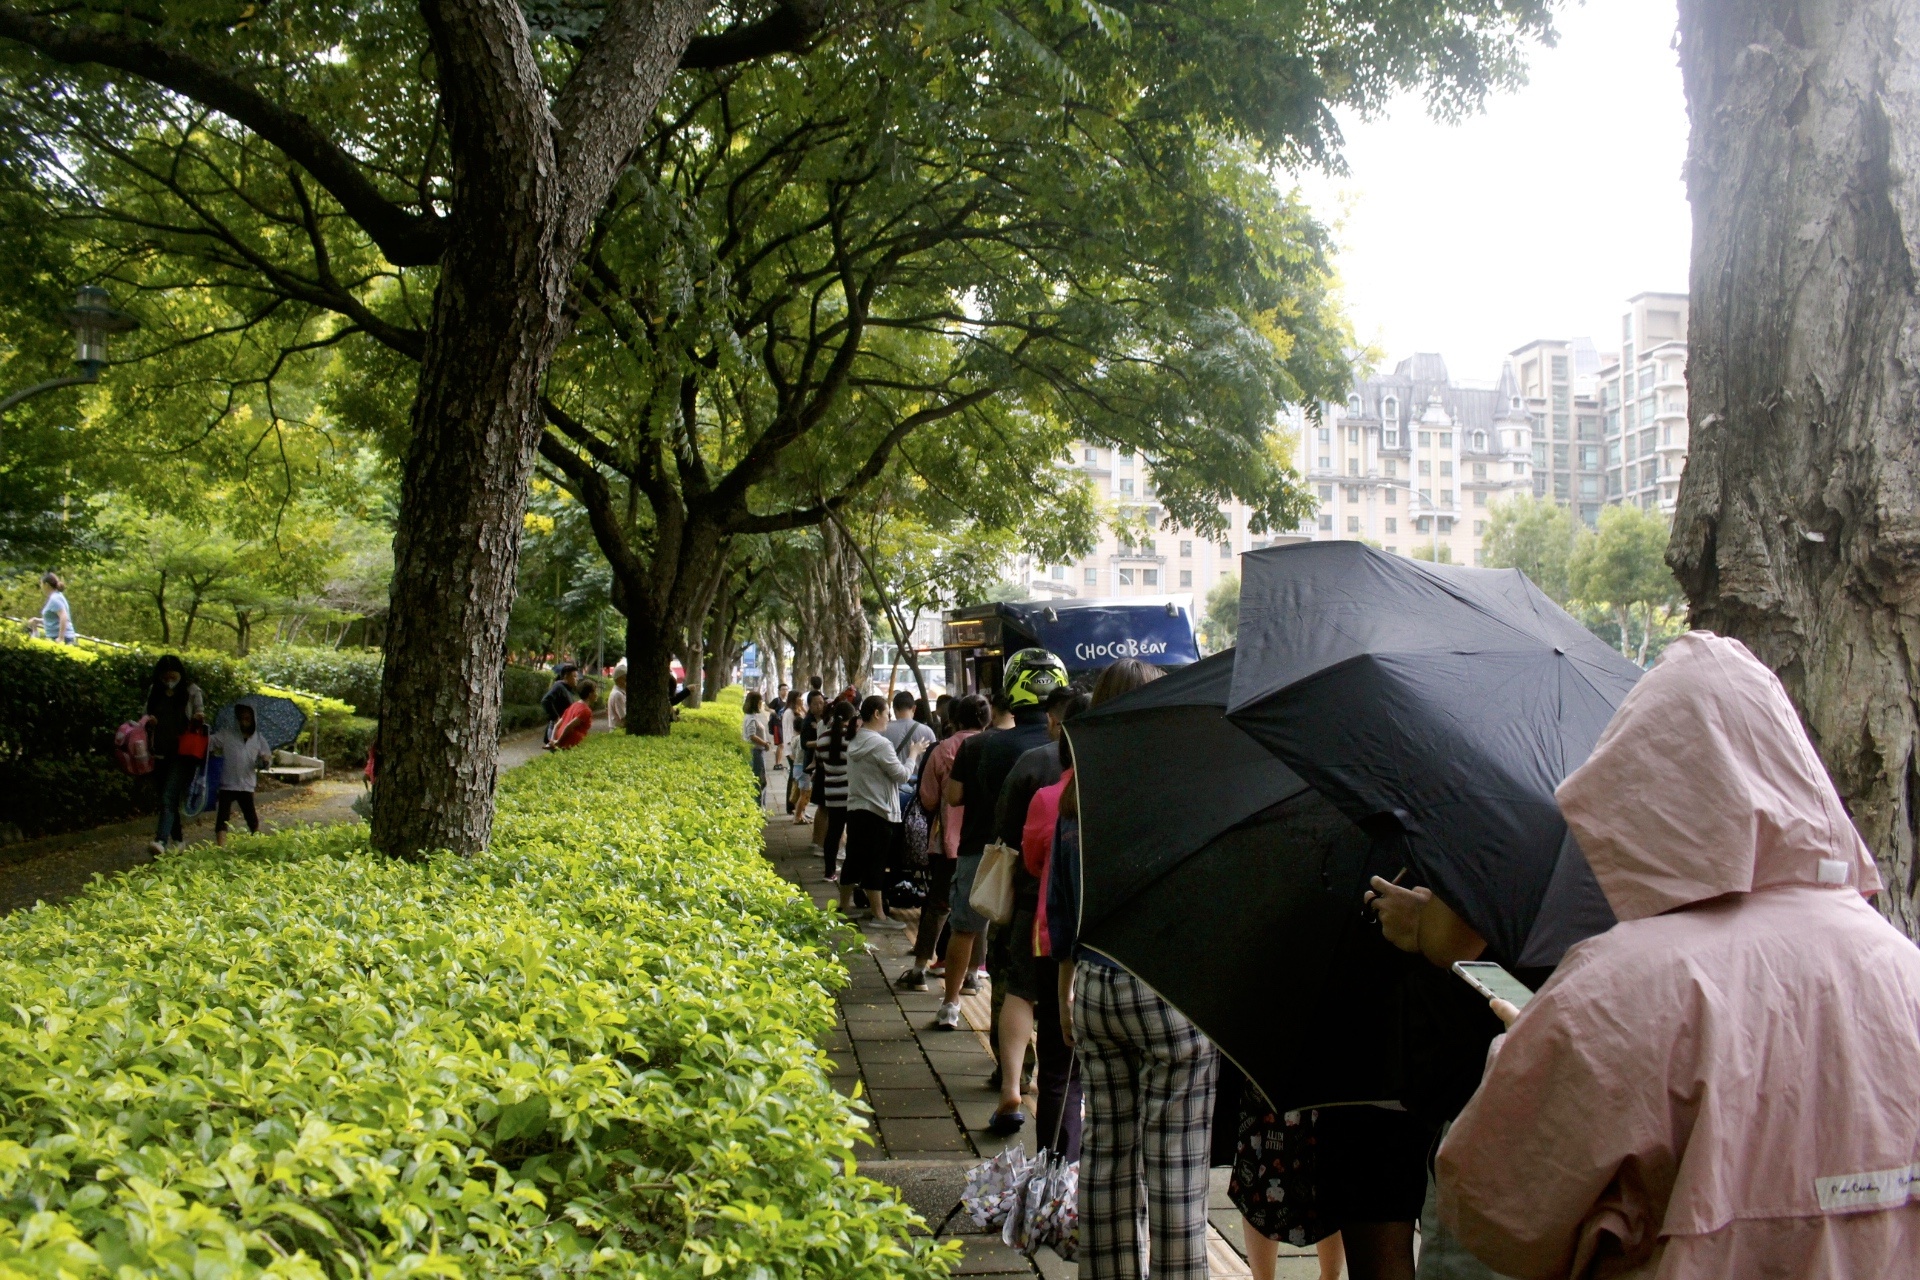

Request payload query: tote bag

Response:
[969,840,1019,925]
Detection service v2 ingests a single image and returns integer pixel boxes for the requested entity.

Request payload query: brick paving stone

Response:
[854,1041,928,1065]
[862,1060,942,1090]
[951,1238,1036,1275]
[880,1117,974,1155]
[865,1088,953,1118]
[847,1020,917,1043]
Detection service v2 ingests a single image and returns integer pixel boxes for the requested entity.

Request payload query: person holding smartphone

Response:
[1437,633,1920,1279]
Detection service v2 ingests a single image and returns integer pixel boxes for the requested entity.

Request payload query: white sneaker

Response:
[866,915,907,930]
[147,840,165,856]
[933,1001,962,1030]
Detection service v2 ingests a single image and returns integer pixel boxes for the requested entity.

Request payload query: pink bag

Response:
[114,717,154,776]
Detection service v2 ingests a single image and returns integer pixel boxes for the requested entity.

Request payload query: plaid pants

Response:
[1075,961,1220,1280]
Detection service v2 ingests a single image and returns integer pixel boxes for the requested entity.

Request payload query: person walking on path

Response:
[144,655,205,855]
[207,703,274,846]
[39,573,75,644]
[1053,656,1222,1280]
[1438,631,1920,1280]
[741,691,772,808]
[541,663,579,744]
[933,649,1068,1032]
[546,680,597,750]
[842,694,921,928]
[897,693,988,992]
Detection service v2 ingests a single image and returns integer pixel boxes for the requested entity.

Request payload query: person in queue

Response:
[898,693,989,992]
[816,699,857,882]
[144,655,205,855]
[1438,632,1920,1277]
[1052,657,1221,1280]
[843,693,921,928]
[932,649,1067,1033]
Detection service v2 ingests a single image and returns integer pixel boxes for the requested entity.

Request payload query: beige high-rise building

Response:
[1507,337,1608,524]
[1290,355,1534,565]
[1594,292,1689,514]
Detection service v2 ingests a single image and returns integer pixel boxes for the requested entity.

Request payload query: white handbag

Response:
[970,840,1020,925]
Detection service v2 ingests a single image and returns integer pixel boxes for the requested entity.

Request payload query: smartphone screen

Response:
[1452,960,1535,1009]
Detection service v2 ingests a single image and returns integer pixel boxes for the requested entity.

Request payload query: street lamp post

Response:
[0,285,138,415]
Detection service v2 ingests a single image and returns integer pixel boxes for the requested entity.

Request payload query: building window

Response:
[1143,569,1159,586]
[1415,517,1431,533]
[1318,514,1333,531]
[1608,471,1622,497]
[1418,488,1432,503]
[1532,443,1547,468]
[1179,569,1193,588]
[1083,446,1097,462]
[1385,459,1398,477]
[1581,503,1602,526]
[1551,355,1569,379]
[1385,487,1397,505]
[1640,428,1658,455]
[1180,540,1193,557]
[1580,476,1600,497]
[1552,386,1569,411]
[1473,431,1486,451]
[1663,426,1673,446]
[1514,461,1527,475]
[1119,478,1135,495]
[1219,543,1232,558]
[1439,461,1453,477]
[1347,516,1361,533]
[1051,565,1065,580]
[1384,430,1399,447]
[1386,517,1397,534]
[1319,484,1334,501]
[1419,460,1432,476]
[1319,428,1332,444]
[1553,415,1570,440]
[1474,490,1487,506]
[1345,485,1361,502]
[1553,444,1569,469]
[1418,431,1431,448]
[1318,456,1331,470]
[1579,416,1601,440]
[1439,517,1454,534]
[1385,545,1397,555]
[1348,426,1360,444]
[1439,432,1452,448]
[1554,474,1570,499]
[1473,462,1488,480]
[1441,489,1454,507]
[1118,568,1134,585]
[1474,520,1487,535]
[1348,459,1360,476]
[1085,567,1098,585]
[1348,394,1362,415]
[1383,396,1398,420]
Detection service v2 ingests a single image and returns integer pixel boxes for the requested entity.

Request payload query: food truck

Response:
[940,595,1200,695]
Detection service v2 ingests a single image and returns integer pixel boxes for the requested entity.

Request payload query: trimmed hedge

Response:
[0,697,953,1279]
[244,647,385,717]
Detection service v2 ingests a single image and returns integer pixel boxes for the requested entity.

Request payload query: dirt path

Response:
[0,727,553,915]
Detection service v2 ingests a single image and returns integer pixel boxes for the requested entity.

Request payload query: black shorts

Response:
[987,905,1047,1002]
[842,809,896,893]
[1229,1102,1433,1244]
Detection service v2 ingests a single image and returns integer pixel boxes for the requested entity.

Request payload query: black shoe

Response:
[987,1108,1027,1136]
[986,1065,1002,1091]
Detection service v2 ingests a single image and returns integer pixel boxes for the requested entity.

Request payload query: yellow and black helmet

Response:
[1003,647,1069,709]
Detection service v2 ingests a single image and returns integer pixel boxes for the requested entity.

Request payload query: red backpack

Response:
[114,717,155,776]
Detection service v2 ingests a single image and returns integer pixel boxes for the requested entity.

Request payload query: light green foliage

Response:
[0,697,953,1279]
[1481,494,1581,603]
[1201,573,1240,651]
[1567,503,1684,665]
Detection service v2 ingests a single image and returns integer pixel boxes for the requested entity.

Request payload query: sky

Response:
[1293,0,1691,385]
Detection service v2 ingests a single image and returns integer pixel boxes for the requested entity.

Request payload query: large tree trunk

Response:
[623,611,681,736]
[372,0,710,855]
[1672,0,1920,934]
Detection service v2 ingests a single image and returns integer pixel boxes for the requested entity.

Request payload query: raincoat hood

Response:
[1554,630,1880,921]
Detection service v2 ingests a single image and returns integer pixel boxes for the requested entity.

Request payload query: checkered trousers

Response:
[1074,961,1220,1280]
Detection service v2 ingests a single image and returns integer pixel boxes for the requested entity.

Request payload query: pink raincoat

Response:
[1437,631,1920,1279]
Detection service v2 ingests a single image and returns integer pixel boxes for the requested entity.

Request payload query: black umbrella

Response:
[1225,541,1640,968]
[1070,651,1416,1112]
[215,694,307,750]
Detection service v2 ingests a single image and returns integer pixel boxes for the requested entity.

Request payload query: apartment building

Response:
[1594,292,1689,515]
[1017,439,1273,605]
[1508,337,1608,524]
[1290,354,1535,565]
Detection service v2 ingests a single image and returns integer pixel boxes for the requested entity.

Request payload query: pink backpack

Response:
[114,717,154,776]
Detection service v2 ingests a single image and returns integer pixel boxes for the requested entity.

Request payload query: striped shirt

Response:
[818,727,851,808]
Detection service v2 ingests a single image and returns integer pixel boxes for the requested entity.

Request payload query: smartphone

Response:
[1452,960,1535,1010]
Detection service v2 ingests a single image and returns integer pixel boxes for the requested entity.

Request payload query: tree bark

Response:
[1672,0,1920,934]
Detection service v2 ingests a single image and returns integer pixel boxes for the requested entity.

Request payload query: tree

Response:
[1671,0,1919,933]
[1567,503,1680,666]
[1202,572,1240,651]
[1482,492,1580,603]
[0,0,830,855]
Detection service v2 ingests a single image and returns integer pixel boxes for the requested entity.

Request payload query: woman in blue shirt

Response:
[40,572,74,643]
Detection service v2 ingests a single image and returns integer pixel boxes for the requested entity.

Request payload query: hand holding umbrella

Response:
[1365,874,1487,968]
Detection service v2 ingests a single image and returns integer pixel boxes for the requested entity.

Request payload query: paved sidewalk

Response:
[760,809,1332,1278]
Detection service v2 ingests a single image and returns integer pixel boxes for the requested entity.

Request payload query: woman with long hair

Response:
[816,699,858,882]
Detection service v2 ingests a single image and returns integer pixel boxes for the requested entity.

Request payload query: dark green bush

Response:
[0,638,258,838]
[317,713,378,769]
[500,701,547,732]
[502,663,556,705]
[245,647,385,715]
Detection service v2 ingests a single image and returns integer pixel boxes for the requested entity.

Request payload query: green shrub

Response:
[317,713,378,769]
[502,664,556,706]
[0,698,954,1280]
[499,701,546,733]
[0,637,259,838]
[245,647,386,716]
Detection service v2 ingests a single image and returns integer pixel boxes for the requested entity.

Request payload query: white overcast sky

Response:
[1292,0,1691,385]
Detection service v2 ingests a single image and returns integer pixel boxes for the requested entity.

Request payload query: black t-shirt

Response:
[995,740,1063,849]
[951,711,1054,858]
[541,680,575,722]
